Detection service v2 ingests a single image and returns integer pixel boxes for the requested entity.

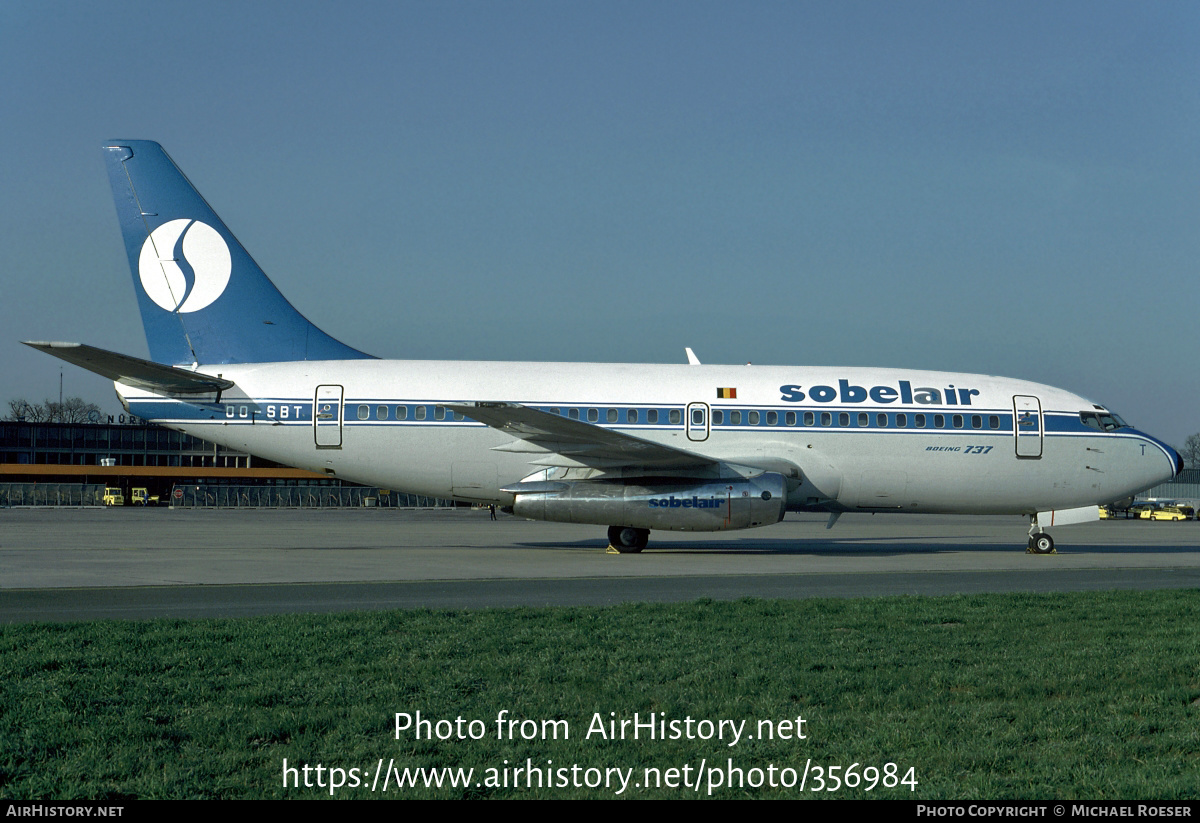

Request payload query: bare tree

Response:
[1182,433,1200,469]
[48,397,103,423]
[5,397,102,423]
[6,398,48,421]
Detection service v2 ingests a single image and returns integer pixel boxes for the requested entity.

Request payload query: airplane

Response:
[26,140,1183,554]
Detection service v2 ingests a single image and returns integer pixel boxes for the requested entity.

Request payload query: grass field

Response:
[2,590,1198,799]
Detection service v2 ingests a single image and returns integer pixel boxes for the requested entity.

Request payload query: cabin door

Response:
[1013,395,1042,458]
[314,384,344,449]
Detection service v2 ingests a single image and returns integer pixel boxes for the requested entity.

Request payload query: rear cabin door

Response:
[315,385,344,449]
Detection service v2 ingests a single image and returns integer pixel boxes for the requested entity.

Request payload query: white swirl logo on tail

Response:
[138,219,232,312]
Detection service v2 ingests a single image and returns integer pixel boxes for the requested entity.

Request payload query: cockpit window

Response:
[1080,411,1128,432]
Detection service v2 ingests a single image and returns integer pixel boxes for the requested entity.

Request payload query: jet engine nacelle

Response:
[511,473,787,532]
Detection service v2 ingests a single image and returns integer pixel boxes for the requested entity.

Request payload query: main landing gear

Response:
[607,525,649,554]
[1027,516,1055,555]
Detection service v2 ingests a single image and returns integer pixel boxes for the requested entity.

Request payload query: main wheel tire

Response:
[607,525,649,553]
[1029,533,1055,554]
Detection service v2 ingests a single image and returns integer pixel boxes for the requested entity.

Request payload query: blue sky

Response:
[1,1,1197,445]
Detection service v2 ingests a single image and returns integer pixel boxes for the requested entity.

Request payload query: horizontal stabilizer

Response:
[22,342,235,394]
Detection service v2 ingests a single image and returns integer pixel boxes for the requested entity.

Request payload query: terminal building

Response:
[1142,468,1200,504]
[0,417,450,507]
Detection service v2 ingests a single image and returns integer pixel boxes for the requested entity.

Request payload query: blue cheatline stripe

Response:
[130,398,1116,434]
[131,395,1144,444]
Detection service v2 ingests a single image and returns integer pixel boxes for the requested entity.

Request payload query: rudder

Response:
[104,140,373,365]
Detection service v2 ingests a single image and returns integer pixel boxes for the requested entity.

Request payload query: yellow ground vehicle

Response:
[102,487,124,506]
[1147,505,1193,521]
[131,488,160,506]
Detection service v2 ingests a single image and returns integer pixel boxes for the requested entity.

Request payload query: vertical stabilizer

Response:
[104,141,373,365]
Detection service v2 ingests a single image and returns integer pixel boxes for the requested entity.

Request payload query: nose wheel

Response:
[607,526,649,553]
[1027,533,1055,554]
[1027,516,1055,554]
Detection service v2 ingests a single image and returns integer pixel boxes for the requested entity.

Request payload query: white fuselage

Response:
[117,360,1178,517]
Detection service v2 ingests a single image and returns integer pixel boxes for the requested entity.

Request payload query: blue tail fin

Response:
[104,141,373,365]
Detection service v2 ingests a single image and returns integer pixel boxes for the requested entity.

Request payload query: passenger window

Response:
[628,409,638,424]
[647,409,658,424]
[669,409,681,425]
[877,413,887,427]
[550,407,559,416]
[934,414,945,428]
[767,411,778,426]
[953,414,963,429]
[588,408,599,423]
[989,415,1000,429]
[748,411,760,425]
[396,406,407,421]
[915,414,926,428]
[569,408,579,420]
[803,412,814,426]
[415,406,427,421]
[839,412,849,427]
[435,406,446,421]
[356,405,368,420]
[692,409,704,425]
[712,410,722,425]
[785,411,796,426]
[607,408,618,423]
[820,412,832,427]
[377,405,388,420]
[896,413,907,428]
[858,412,868,427]
[730,410,742,425]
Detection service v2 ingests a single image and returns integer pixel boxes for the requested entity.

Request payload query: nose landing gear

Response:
[1027,516,1055,554]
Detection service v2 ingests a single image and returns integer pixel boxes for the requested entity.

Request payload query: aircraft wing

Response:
[445,402,717,471]
[23,342,235,394]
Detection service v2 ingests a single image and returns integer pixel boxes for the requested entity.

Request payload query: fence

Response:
[0,483,106,506]
[0,482,454,508]
[166,484,455,508]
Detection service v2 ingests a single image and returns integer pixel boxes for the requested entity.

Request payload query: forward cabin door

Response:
[314,384,344,449]
[1013,395,1043,459]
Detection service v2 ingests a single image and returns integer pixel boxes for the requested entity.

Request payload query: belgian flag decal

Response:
[717,387,737,399]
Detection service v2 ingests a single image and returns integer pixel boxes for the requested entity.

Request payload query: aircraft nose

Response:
[1128,429,1184,481]
[1153,437,1184,478]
